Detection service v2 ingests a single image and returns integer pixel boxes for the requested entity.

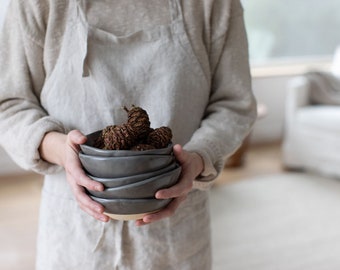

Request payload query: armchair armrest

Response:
[285,76,311,129]
[286,76,310,111]
[282,76,311,168]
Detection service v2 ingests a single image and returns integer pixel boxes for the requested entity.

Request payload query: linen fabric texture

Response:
[0,0,257,269]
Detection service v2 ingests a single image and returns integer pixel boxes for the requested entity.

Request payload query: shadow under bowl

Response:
[90,196,172,219]
[87,161,178,188]
[80,130,173,157]
[87,164,181,199]
[79,152,175,178]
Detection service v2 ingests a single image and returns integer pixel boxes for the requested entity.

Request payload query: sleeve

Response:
[0,0,66,174]
[184,0,257,190]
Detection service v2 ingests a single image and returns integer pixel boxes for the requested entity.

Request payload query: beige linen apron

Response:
[37,0,212,269]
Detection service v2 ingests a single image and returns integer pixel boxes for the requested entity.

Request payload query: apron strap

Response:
[168,0,187,37]
[168,0,183,22]
[75,0,90,77]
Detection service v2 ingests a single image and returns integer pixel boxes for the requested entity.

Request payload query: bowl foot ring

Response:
[105,210,159,221]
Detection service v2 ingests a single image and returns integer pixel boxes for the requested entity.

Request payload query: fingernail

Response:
[95,185,103,191]
[135,221,143,226]
[100,216,108,222]
[143,216,152,223]
[155,191,166,199]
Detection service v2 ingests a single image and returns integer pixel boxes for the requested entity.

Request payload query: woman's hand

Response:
[135,144,204,226]
[39,130,110,222]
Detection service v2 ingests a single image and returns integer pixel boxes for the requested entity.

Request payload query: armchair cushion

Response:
[297,106,340,132]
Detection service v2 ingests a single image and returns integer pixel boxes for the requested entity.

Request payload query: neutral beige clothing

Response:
[0,0,256,269]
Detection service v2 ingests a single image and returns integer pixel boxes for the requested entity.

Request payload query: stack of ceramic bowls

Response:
[79,130,181,220]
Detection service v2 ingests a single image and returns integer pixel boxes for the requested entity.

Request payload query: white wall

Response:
[250,75,291,145]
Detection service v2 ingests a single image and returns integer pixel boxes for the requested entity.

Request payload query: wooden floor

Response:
[215,142,284,186]
[0,142,283,270]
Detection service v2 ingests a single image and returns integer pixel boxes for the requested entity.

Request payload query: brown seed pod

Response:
[96,106,173,151]
[130,144,156,151]
[102,124,138,150]
[123,105,152,140]
[93,134,105,149]
[146,126,172,149]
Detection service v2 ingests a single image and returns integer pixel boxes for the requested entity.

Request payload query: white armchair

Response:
[282,69,340,178]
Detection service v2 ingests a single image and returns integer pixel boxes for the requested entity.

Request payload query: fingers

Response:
[68,175,110,222]
[155,175,192,199]
[66,159,104,191]
[65,130,104,192]
[65,157,105,219]
[135,195,187,226]
[173,143,204,177]
[155,144,192,199]
[64,130,107,222]
[67,169,107,222]
[135,144,202,226]
[77,192,110,223]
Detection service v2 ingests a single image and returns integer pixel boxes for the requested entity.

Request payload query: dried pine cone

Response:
[130,144,156,151]
[123,105,152,140]
[147,126,172,149]
[93,134,105,149]
[102,124,138,150]
[95,106,173,151]
[100,125,116,149]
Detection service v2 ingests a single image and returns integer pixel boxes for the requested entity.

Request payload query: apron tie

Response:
[91,222,106,253]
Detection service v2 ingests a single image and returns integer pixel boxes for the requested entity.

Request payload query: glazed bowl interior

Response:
[80,130,173,157]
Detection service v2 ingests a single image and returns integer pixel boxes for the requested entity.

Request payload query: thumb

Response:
[68,130,87,145]
[173,144,188,165]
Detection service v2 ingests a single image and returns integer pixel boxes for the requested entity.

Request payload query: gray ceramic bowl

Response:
[90,196,172,215]
[79,152,175,178]
[87,164,181,199]
[80,130,173,157]
[87,161,178,188]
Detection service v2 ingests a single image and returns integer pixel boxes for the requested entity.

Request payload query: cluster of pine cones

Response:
[94,105,173,151]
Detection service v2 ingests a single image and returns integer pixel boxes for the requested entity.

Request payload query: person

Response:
[0,0,257,269]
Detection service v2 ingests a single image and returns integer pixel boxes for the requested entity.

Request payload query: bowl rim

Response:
[79,152,174,160]
[91,196,172,204]
[87,162,178,181]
